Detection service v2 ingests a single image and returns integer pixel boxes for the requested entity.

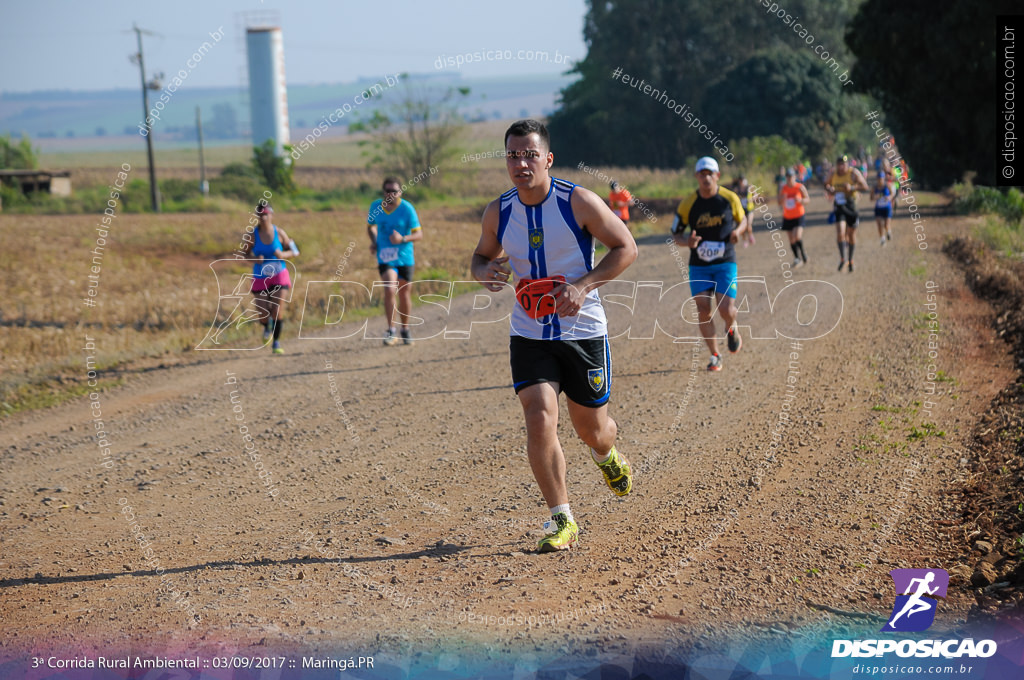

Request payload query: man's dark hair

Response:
[382,176,402,190]
[504,119,550,151]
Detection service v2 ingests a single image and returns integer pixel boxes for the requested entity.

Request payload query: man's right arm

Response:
[671,202,689,246]
[366,215,377,252]
[471,200,510,292]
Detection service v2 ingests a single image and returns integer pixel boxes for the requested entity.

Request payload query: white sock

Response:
[590,447,612,464]
[549,504,573,522]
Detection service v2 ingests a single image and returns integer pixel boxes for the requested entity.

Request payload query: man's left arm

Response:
[554,187,638,316]
[853,169,870,193]
[404,218,423,243]
[391,209,423,245]
[728,191,748,243]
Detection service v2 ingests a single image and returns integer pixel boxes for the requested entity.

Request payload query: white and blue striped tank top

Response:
[497,177,607,340]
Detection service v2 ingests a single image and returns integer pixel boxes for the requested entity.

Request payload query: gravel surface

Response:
[0,197,1016,661]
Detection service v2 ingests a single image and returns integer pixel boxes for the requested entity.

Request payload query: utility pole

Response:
[132,24,161,212]
[196,106,208,196]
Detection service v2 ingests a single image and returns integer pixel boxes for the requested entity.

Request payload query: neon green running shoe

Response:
[594,446,632,496]
[537,513,578,553]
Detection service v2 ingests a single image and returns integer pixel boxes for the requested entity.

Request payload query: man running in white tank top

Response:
[470,119,638,553]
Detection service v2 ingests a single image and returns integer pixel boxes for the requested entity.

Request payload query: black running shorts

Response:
[509,335,611,407]
[833,202,859,227]
[378,263,414,281]
[781,216,805,231]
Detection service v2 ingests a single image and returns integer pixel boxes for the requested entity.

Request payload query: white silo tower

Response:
[246,25,290,156]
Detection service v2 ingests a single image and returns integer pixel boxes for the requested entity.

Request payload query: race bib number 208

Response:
[696,240,726,263]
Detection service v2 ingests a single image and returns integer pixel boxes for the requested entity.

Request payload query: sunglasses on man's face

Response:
[383,188,400,195]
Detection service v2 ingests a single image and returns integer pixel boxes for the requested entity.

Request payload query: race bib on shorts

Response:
[835,192,847,205]
[516,276,566,319]
[785,198,796,210]
[696,240,726,263]
[378,247,399,263]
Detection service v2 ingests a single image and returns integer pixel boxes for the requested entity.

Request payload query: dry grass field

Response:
[1,204,480,415]
[2,162,681,416]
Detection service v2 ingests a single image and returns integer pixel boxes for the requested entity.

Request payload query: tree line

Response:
[548,0,1012,188]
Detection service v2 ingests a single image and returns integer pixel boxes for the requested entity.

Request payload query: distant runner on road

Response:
[824,155,869,272]
[731,175,756,247]
[367,177,423,346]
[672,156,750,372]
[241,202,299,354]
[872,172,895,246]
[778,168,810,267]
[608,181,634,230]
[470,119,638,553]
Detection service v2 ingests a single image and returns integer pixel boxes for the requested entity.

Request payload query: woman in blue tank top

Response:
[241,202,299,354]
[871,172,894,246]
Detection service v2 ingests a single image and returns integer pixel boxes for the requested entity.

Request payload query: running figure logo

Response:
[195,259,295,350]
[881,568,948,632]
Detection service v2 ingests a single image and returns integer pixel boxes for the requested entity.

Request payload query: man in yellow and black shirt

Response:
[825,154,870,272]
[671,156,750,372]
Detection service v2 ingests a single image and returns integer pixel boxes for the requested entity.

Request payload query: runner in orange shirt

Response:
[778,168,810,267]
[608,181,634,230]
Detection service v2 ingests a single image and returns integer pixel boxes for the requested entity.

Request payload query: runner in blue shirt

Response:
[367,177,422,346]
[871,172,895,246]
[241,203,299,354]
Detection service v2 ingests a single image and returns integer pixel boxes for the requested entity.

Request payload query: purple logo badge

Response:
[881,569,948,632]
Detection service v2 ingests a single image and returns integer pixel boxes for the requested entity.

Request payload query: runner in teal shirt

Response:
[366,177,423,345]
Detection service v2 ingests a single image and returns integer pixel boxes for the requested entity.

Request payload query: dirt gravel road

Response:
[0,197,1016,668]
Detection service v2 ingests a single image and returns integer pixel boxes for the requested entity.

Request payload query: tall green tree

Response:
[548,0,863,168]
[704,48,845,160]
[847,0,1014,187]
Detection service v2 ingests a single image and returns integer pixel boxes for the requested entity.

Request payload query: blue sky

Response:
[0,0,588,93]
